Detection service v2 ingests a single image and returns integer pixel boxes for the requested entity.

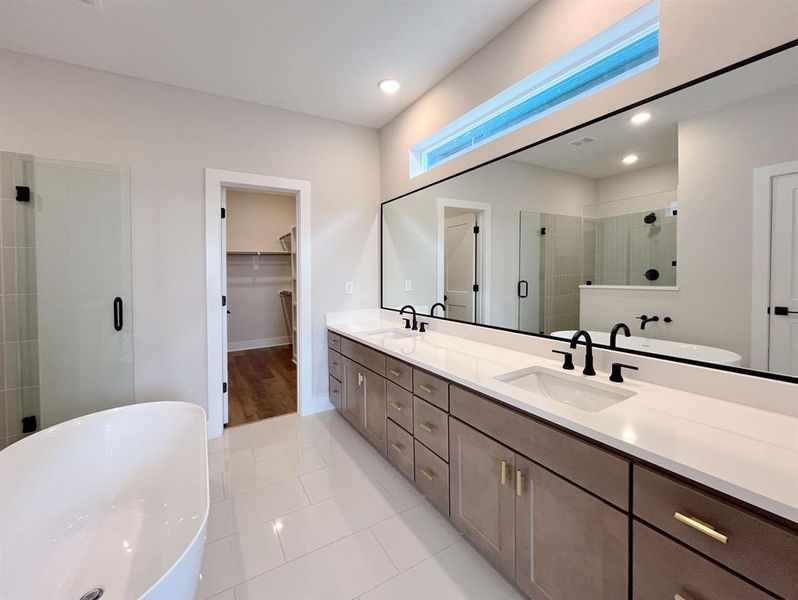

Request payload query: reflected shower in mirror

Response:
[382,44,798,378]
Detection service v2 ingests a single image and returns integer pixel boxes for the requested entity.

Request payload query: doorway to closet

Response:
[224,188,298,426]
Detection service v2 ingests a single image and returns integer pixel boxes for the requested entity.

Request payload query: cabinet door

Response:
[449,418,516,578]
[361,368,387,453]
[515,454,628,599]
[341,356,363,429]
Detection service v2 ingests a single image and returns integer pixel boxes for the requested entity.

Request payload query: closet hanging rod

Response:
[278,233,292,241]
[227,251,291,256]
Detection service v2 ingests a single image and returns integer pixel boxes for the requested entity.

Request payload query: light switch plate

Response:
[345,281,354,295]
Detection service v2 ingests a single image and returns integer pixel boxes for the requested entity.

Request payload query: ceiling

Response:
[512,46,798,179]
[0,0,536,128]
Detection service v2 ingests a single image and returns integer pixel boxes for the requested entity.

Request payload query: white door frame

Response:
[436,197,491,324]
[750,160,798,370]
[205,168,311,438]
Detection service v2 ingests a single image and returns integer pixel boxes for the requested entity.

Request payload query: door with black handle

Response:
[113,297,124,331]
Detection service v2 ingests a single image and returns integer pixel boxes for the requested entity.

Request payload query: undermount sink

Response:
[494,366,636,412]
[360,327,420,341]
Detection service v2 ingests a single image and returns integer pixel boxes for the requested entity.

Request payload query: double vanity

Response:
[326,315,797,600]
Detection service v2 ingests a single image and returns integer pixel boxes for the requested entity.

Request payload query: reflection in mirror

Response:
[383,45,798,378]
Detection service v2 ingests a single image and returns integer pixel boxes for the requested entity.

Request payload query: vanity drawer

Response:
[450,385,629,510]
[634,465,798,598]
[386,380,413,433]
[413,369,449,411]
[633,521,774,600]
[327,330,341,351]
[385,356,413,391]
[413,397,449,461]
[387,419,414,481]
[414,440,449,516]
[340,336,386,376]
[328,348,342,381]
[328,374,342,412]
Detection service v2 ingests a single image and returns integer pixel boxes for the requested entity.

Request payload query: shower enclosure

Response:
[0,152,133,445]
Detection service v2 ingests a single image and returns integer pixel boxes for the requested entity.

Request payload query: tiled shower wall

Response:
[540,213,583,333]
[0,152,39,449]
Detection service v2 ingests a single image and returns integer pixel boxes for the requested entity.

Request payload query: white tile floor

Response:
[200,409,522,600]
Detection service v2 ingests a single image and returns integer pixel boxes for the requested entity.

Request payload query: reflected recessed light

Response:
[378,79,400,94]
[622,154,639,165]
[630,111,651,125]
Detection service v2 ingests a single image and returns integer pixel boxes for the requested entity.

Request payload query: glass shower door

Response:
[518,211,543,333]
[34,157,133,428]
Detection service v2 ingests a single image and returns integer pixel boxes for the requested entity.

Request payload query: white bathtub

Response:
[0,402,209,600]
[552,330,743,366]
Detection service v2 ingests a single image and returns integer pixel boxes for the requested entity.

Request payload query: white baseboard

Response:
[228,336,290,352]
[300,394,334,416]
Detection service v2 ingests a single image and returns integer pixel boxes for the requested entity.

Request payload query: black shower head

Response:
[643,212,657,224]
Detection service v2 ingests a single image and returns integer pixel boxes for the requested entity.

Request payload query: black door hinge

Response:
[16,186,31,203]
[473,284,479,293]
[222,295,227,307]
[222,382,228,393]
[540,227,547,235]
[473,225,480,234]
[221,207,226,219]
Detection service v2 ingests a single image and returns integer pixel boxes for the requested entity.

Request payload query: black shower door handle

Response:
[518,280,529,298]
[113,297,123,331]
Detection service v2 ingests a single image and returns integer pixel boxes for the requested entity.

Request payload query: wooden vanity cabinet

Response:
[340,355,386,453]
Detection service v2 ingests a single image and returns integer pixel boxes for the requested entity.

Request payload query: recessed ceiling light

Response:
[378,79,400,94]
[630,111,651,125]
[622,154,639,165]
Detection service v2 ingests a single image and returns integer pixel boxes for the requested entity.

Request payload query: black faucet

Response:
[569,330,596,376]
[430,302,446,317]
[610,322,631,348]
[636,315,659,330]
[399,305,418,330]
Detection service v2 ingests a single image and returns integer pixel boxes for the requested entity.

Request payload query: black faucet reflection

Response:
[569,330,596,376]
[400,305,418,330]
[636,315,659,330]
[610,322,631,348]
[430,302,446,317]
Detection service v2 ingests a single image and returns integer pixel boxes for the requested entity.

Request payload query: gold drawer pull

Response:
[332,361,338,366]
[674,595,689,600]
[420,468,435,481]
[390,442,404,453]
[418,383,434,394]
[516,469,523,496]
[388,369,402,377]
[674,512,728,544]
[419,422,435,433]
[332,390,339,395]
[500,460,509,485]
[388,401,403,412]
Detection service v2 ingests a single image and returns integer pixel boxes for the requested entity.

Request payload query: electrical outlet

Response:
[404,279,412,292]
[345,281,354,295]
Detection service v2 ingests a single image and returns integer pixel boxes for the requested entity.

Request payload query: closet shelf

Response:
[227,251,291,256]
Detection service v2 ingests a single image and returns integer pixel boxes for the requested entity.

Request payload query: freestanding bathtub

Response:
[0,402,209,600]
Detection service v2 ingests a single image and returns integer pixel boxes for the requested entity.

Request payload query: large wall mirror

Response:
[382,43,798,380]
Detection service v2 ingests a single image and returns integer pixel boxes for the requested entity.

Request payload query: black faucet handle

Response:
[552,350,574,370]
[419,321,428,333]
[403,318,411,329]
[610,363,638,383]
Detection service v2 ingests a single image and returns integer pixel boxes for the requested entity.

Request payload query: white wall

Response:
[0,50,381,411]
[580,86,798,364]
[379,0,798,201]
[382,158,595,329]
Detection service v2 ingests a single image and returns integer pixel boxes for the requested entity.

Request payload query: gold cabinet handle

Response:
[357,372,364,386]
[332,361,338,366]
[388,401,403,412]
[516,469,523,496]
[420,468,435,480]
[674,512,728,544]
[419,422,435,433]
[390,442,404,452]
[500,460,509,485]
[674,595,688,600]
[418,383,434,394]
[388,369,402,377]
[332,389,339,395]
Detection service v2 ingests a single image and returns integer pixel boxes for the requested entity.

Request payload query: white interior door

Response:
[769,172,798,376]
[518,211,542,333]
[34,158,134,428]
[221,188,229,424]
[444,213,476,322]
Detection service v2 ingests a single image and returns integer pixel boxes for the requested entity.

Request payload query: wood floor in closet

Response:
[226,345,297,426]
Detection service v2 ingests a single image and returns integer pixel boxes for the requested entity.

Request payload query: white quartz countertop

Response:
[328,318,798,524]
